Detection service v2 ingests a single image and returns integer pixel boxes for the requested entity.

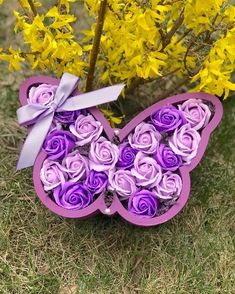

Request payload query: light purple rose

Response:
[151,106,186,133]
[108,170,137,200]
[70,114,103,146]
[61,150,89,182]
[128,122,161,154]
[89,136,119,171]
[169,124,201,163]
[116,142,137,169]
[178,99,211,130]
[53,182,93,210]
[43,130,76,161]
[85,170,108,195]
[153,144,182,171]
[154,171,182,200]
[55,110,81,124]
[131,152,162,188]
[40,159,67,191]
[128,190,159,218]
[28,83,58,106]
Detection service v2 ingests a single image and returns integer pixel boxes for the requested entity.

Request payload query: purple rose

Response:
[70,114,103,146]
[108,170,137,200]
[54,110,81,124]
[128,190,159,218]
[178,99,211,130]
[153,144,182,171]
[43,130,76,160]
[169,124,201,163]
[89,136,119,171]
[154,171,182,200]
[85,170,108,195]
[151,106,186,133]
[61,150,89,182]
[128,122,161,154]
[40,159,67,191]
[28,84,58,106]
[53,182,93,210]
[116,142,137,169]
[131,152,162,188]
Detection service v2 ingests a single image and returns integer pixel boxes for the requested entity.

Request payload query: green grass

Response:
[0,85,234,294]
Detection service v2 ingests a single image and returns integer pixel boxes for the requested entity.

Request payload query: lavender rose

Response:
[153,144,182,171]
[61,150,89,182]
[40,159,67,191]
[169,124,201,163]
[128,190,159,218]
[151,106,186,133]
[89,136,119,171]
[116,142,137,169]
[154,171,182,200]
[128,122,161,154]
[85,170,108,195]
[55,110,81,124]
[70,114,103,146]
[131,152,162,188]
[28,84,58,106]
[178,99,211,130]
[43,130,76,160]
[53,182,93,210]
[108,170,137,200]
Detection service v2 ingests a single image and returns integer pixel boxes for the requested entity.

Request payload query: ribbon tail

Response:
[17,114,54,170]
[59,84,125,112]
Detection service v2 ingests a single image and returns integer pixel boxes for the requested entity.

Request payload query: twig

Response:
[86,0,108,92]
[27,0,38,17]
[161,9,184,50]
[17,0,34,21]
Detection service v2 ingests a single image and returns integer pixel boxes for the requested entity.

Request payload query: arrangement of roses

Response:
[35,83,213,218]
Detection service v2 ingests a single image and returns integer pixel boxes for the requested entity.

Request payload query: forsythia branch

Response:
[86,0,107,92]
[28,0,38,16]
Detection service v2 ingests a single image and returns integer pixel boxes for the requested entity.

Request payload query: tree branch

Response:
[86,0,107,92]
[28,0,38,17]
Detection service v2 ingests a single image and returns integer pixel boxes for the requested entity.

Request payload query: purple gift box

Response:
[18,75,223,227]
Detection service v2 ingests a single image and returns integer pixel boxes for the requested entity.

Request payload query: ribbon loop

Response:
[17,73,125,170]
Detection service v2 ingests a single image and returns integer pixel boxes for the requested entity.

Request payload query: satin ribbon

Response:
[17,72,125,170]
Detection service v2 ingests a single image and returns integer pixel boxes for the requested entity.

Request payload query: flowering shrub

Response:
[0,0,234,100]
[34,82,214,218]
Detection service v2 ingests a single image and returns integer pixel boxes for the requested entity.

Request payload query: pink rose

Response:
[131,152,162,188]
[128,122,161,154]
[28,84,58,106]
[168,124,201,163]
[178,99,211,130]
[61,150,89,182]
[40,159,67,191]
[108,170,137,200]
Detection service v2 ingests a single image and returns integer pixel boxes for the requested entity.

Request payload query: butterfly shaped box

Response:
[18,75,223,227]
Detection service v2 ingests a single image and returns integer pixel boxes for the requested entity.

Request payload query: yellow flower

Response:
[0,47,25,71]
[100,108,124,127]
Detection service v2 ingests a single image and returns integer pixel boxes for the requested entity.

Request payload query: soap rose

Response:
[61,150,89,182]
[70,114,103,146]
[151,106,186,133]
[154,171,182,200]
[116,142,137,169]
[128,190,159,218]
[178,99,211,130]
[128,122,161,154]
[28,83,58,106]
[153,144,182,171]
[55,110,81,124]
[131,152,162,188]
[40,159,67,191]
[89,136,119,171]
[169,124,201,163]
[53,182,93,210]
[85,170,108,195]
[43,130,76,160]
[109,170,137,200]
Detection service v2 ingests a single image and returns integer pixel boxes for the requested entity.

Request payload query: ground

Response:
[0,2,235,294]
